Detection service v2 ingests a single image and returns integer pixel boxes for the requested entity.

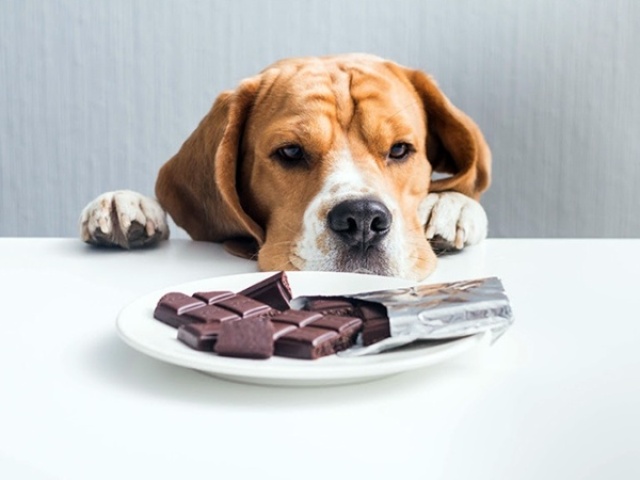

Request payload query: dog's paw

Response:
[419,191,488,254]
[79,190,169,249]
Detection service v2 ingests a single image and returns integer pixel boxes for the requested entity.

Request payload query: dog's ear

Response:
[402,68,491,200]
[155,77,264,256]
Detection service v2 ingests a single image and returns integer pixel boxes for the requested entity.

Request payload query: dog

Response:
[80,54,490,281]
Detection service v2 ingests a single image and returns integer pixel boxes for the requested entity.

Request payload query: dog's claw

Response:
[454,227,465,249]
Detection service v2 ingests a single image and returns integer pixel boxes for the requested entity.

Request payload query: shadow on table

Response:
[83,333,486,409]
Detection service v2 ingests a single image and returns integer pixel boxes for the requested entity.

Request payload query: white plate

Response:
[116,271,484,387]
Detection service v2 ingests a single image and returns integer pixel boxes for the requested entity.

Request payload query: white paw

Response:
[79,190,169,248]
[419,191,488,252]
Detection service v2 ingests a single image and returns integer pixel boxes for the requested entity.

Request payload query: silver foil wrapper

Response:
[336,277,514,356]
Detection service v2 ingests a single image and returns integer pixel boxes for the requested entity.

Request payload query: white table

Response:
[1,238,638,479]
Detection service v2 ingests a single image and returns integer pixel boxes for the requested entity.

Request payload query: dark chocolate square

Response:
[214,317,275,359]
[216,294,272,318]
[157,292,205,314]
[274,326,338,359]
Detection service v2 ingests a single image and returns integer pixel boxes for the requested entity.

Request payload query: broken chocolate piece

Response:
[216,294,271,318]
[214,316,275,359]
[153,293,206,328]
[239,272,292,311]
[177,322,222,351]
[274,326,339,359]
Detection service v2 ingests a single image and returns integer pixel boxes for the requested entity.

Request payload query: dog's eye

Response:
[388,142,412,161]
[275,145,306,163]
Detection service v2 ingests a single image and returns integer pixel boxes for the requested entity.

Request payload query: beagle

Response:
[80,54,490,281]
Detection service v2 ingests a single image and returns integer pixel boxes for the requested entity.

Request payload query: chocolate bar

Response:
[153,272,361,360]
[337,277,514,356]
[156,272,514,360]
[239,271,292,310]
[214,316,275,359]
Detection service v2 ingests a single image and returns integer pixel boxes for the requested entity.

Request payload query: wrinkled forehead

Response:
[249,59,425,142]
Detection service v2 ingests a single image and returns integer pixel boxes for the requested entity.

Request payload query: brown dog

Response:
[80,54,491,280]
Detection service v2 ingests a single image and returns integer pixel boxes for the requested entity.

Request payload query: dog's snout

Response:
[327,198,392,251]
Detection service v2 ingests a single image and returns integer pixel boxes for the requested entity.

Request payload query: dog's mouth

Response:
[333,245,392,276]
[288,244,392,277]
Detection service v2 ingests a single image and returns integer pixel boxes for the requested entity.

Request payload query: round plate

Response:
[116,271,484,386]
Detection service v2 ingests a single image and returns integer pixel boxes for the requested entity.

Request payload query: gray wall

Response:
[1,0,639,239]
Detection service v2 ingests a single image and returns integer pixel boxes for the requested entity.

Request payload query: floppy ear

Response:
[155,77,264,256]
[404,69,491,201]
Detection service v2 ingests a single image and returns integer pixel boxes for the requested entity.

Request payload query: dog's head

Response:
[156,54,490,280]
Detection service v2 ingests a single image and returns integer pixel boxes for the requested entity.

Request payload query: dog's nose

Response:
[327,198,392,251]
